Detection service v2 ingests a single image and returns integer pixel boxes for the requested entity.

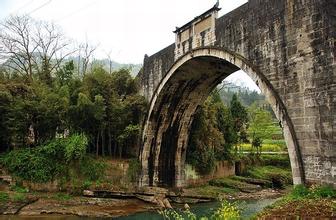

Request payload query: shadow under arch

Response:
[139,47,305,188]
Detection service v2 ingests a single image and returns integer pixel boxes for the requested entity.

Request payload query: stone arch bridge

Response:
[137,0,335,188]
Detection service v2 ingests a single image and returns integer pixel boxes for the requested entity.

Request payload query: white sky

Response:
[0,0,260,91]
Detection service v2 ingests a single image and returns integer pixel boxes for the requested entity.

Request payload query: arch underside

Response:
[139,48,305,187]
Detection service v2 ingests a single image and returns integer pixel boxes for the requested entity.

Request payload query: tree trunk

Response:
[101,129,105,157]
[114,141,117,158]
[119,142,122,158]
[96,131,99,157]
[108,128,112,156]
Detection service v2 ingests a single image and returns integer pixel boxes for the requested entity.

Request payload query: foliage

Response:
[257,184,336,218]
[247,103,282,154]
[187,90,237,174]
[309,184,336,198]
[12,193,26,202]
[230,94,249,144]
[64,133,87,162]
[159,200,241,220]
[288,184,336,200]
[239,142,286,153]
[52,192,73,201]
[1,147,55,182]
[185,184,238,198]
[78,156,107,181]
[0,134,105,182]
[0,192,9,202]
[0,62,147,157]
[218,84,265,108]
[211,200,241,220]
[290,184,310,199]
[260,154,291,168]
[209,177,260,192]
[246,166,292,188]
[10,185,29,193]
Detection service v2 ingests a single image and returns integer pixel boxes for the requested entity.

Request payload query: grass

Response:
[185,184,239,198]
[12,193,26,202]
[0,191,9,202]
[287,184,335,200]
[0,191,27,203]
[255,185,336,218]
[245,165,292,188]
[52,192,73,201]
[260,154,290,167]
[209,177,261,192]
[239,139,287,152]
[263,139,286,145]
[160,200,241,219]
[10,185,29,193]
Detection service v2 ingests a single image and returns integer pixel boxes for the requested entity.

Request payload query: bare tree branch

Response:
[80,41,97,75]
[0,15,73,78]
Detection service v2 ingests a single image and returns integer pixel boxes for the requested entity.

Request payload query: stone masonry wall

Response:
[138,0,336,186]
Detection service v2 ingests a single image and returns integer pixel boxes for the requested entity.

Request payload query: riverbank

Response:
[0,190,155,218]
[0,188,284,218]
[0,155,293,218]
[255,184,336,219]
[256,198,335,219]
[2,183,335,219]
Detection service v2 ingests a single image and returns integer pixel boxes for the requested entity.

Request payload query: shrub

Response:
[1,134,105,183]
[10,185,29,193]
[310,185,336,198]
[0,192,9,202]
[159,200,241,220]
[53,192,72,201]
[278,184,335,203]
[82,180,92,189]
[211,200,241,219]
[246,166,292,188]
[64,133,87,162]
[260,154,290,168]
[291,184,310,199]
[192,148,216,175]
[1,148,56,182]
[12,193,26,202]
[79,156,106,181]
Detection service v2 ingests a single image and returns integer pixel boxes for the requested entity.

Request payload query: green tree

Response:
[187,90,236,174]
[247,103,280,154]
[56,61,75,86]
[230,94,249,149]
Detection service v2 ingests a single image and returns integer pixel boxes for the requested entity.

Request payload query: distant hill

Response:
[66,56,142,77]
[1,55,143,78]
[91,59,142,77]
[217,81,265,107]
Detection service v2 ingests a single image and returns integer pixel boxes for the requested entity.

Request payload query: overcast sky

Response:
[0,0,260,91]
[0,0,249,63]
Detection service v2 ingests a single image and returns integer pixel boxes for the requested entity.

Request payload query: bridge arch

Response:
[139,47,305,187]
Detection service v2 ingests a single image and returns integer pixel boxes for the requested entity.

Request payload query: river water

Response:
[117,198,278,219]
[0,198,278,219]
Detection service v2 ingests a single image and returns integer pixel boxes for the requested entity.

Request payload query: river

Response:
[117,198,278,219]
[0,198,278,219]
